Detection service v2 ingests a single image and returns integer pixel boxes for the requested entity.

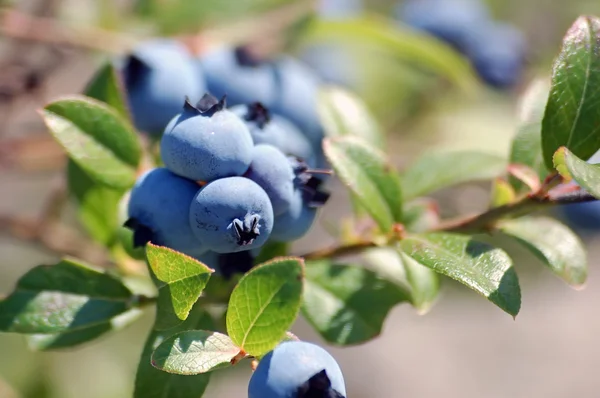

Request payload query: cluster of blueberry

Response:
[248,341,346,398]
[122,40,330,275]
[397,0,527,88]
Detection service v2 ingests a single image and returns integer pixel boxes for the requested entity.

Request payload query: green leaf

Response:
[498,217,587,287]
[302,260,409,345]
[152,330,241,375]
[402,150,506,201]
[398,251,440,314]
[402,199,440,233]
[490,178,516,208]
[553,147,600,198]
[253,241,289,265]
[27,308,142,351]
[542,16,600,169]
[146,243,214,330]
[134,305,214,397]
[0,259,134,333]
[362,248,439,314]
[303,16,479,92]
[84,62,130,120]
[67,160,123,246]
[41,95,141,189]
[509,78,551,192]
[317,86,385,149]
[324,136,403,231]
[226,257,304,357]
[399,233,521,316]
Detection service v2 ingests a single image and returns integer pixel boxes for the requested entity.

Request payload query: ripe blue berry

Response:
[245,145,296,216]
[125,168,205,257]
[465,23,526,88]
[195,250,256,279]
[396,0,489,52]
[248,341,347,398]
[189,176,274,253]
[122,39,205,136]
[561,201,600,232]
[231,103,316,166]
[161,94,254,182]
[271,57,324,147]
[199,46,277,107]
[270,158,331,242]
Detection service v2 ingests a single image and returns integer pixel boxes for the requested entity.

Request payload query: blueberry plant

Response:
[1,7,600,398]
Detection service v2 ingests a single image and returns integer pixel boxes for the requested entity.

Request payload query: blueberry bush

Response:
[2,0,600,397]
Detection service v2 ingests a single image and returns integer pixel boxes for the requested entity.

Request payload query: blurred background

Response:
[2,0,600,397]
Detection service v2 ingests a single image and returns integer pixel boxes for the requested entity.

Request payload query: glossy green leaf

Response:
[509,78,551,192]
[152,330,240,375]
[303,16,478,92]
[542,16,600,169]
[134,305,214,397]
[302,260,409,345]
[399,233,521,316]
[226,257,304,357]
[0,259,134,333]
[554,147,600,198]
[84,62,130,120]
[146,244,214,330]
[41,96,141,189]
[498,217,587,287]
[398,251,440,314]
[318,86,385,149]
[67,160,123,246]
[324,136,403,231]
[402,150,506,201]
[27,308,142,351]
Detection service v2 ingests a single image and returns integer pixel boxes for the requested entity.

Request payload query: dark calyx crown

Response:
[182,93,227,117]
[234,46,263,67]
[218,250,254,279]
[124,218,156,248]
[244,102,271,129]
[291,158,331,208]
[122,55,148,89]
[232,215,261,246]
[296,370,346,398]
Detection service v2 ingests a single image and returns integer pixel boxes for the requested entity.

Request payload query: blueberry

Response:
[396,0,490,52]
[231,103,317,166]
[245,145,296,216]
[189,176,274,253]
[561,201,600,232]
[199,46,277,107]
[465,22,526,88]
[271,57,324,147]
[122,39,205,136]
[160,94,254,182]
[248,341,347,398]
[270,158,331,242]
[196,250,256,278]
[125,168,205,256]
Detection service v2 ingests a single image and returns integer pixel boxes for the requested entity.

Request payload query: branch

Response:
[301,187,598,260]
[301,240,378,260]
[434,187,597,233]
[0,9,138,54]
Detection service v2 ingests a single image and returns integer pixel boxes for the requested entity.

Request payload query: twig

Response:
[0,9,138,54]
[0,214,110,265]
[301,188,598,260]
